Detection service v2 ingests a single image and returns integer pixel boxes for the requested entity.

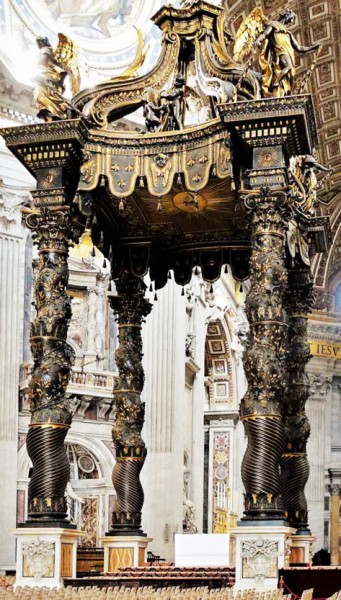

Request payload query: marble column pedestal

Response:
[289,534,316,565]
[232,525,295,592]
[13,527,84,588]
[100,536,152,573]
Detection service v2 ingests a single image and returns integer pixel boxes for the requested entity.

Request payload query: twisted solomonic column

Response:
[24,205,82,522]
[240,188,289,521]
[281,265,314,534]
[109,272,152,535]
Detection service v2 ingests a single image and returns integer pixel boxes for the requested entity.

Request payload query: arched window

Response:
[67,443,102,481]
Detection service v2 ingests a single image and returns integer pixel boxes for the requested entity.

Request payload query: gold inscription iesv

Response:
[310,340,341,360]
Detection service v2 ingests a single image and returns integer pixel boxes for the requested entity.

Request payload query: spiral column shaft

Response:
[281,265,314,533]
[109,272,152,535]
[240,189,289,521]
[24,203,82,522]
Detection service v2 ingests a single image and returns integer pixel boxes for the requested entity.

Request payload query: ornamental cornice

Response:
[308,320,341,344]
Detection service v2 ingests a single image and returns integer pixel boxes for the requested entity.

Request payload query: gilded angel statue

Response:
[234,8,319,97]
[33,33,81,121]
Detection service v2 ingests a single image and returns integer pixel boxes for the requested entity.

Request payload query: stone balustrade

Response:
[20,361,116,401]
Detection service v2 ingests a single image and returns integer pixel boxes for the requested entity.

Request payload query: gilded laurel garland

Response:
[281,265,314,533]
[24,205,82,521]
[240,189,289,520]
[109,273,152,534]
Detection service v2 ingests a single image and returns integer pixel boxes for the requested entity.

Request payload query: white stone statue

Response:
[182,464,198,533]
[183,499,198,533]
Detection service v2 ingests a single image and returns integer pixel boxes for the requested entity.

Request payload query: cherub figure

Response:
[234,8,319,97]
[289,154,331,214]
[142,88,168,133]
[34,34,81,121]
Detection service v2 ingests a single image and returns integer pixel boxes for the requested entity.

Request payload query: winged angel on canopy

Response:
[34,33,82,121]
[234,8,319,97]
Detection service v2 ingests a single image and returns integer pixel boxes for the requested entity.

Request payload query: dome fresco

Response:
[1,0,165,83]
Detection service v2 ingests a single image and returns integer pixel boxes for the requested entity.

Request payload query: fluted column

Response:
[329,484,340,565]
[240,189,288,521]
[281,265,314,533]
[109,272,152,535]
[24,204,82,522]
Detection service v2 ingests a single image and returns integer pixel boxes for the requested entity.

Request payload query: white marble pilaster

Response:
[0,172,30,570]
[306,359,334,550]
[142,278,187,561]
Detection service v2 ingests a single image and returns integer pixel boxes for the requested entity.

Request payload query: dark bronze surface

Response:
[240,188,289,520]
[281,265,314,534]
[108,273,152,535]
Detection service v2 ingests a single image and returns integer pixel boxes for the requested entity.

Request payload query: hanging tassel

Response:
[149,282,153,292]
[154,292,158,301]
[231,179,236,191]
[119,199,124,210]
[103,258,107,268]
[181,287,185,296]
[239,283,243,293]
[139,176,145,188]
[291,258,295,268]
[194,266,200,276]
[224,265,228,274]
[157,200,162,211]
[91,246,96,257]
[168,271,172,279]
[209,284,213,293]
[177,174,182,186]
[211,165,216,177]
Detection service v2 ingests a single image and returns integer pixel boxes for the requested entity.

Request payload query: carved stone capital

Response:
[329,484,341,496]
[308,373,332,401]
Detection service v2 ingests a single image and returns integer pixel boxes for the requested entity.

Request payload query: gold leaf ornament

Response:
[233,7,268,62]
